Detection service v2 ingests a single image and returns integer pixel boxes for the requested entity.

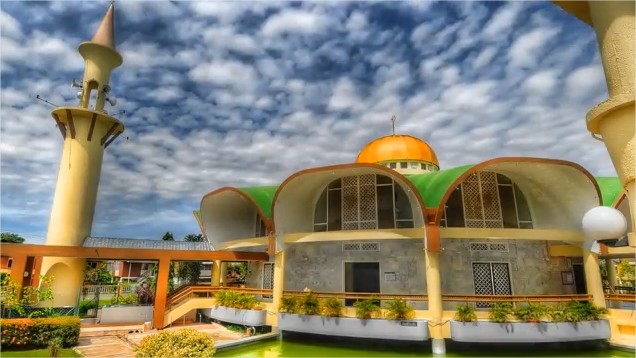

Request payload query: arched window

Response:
[254,213,267,237]
[313,174,414,232]
[441,172,532,228]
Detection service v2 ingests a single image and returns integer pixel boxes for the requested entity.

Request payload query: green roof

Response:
[595,177,622,207]
[238,186,279,219]
[406,165,474,208]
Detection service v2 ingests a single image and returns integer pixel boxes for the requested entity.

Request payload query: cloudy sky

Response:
[0,1,615,243]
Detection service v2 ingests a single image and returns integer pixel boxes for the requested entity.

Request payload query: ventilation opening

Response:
[343,242,379,252]
[470,242,508,252]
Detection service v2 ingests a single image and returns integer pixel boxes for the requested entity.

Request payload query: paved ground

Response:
[75,323,244,357]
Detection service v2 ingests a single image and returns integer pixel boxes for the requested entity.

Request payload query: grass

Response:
[1,348,82,357]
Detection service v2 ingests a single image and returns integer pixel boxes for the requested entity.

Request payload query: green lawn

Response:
[1,348,82,357]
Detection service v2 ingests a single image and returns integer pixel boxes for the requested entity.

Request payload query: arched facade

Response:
[313,174,415,232]
[199,187,273,250]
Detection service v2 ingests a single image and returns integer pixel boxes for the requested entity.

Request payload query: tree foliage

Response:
[176,234,205,285]
[617,259,635,287]
[1,275,55,318]
[1,232,25,243]
[83,262,113,284]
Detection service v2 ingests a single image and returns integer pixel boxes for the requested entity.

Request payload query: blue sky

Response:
[0,1,614,243]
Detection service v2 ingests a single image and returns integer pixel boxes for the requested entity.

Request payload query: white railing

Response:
[82,284,137,295]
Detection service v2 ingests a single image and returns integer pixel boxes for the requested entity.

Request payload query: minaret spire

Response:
[91,1,117,50]
[390,114,396,135]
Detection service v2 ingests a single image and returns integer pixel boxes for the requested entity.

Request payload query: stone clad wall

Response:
[440,239,574,310]
[284,240,427,308]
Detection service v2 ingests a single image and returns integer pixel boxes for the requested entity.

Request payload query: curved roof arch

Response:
[407,157,602,230]
[595,177,624,207]
[272,163,428,249]
[199,186,277,249]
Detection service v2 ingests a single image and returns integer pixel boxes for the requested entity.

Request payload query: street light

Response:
[582,206,628,251]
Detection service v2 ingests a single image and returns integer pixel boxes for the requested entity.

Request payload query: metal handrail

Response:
[166,285,274,307]
[606,294,636,303]
[442,294,592,302]
[283,290,428,301]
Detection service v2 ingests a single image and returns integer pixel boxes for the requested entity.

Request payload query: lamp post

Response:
[581,206,627,307]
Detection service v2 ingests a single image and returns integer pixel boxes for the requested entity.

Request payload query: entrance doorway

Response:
[572,264,587,294]
[344,262,380,306]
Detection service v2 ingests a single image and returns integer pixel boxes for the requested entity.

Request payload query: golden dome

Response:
[356,134,439,166]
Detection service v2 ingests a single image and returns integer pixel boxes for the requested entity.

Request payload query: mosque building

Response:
[197,131,632,310]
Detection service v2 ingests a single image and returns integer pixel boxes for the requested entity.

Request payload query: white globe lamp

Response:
[582,206,627,241]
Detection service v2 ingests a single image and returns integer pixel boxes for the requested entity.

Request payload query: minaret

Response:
[40,2,124,306]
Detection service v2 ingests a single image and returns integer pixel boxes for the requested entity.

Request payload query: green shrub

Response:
[110,294,137,305]
[454,304,477,322]
[1,317,80,348]
[214,290,260,310]
[353,298,381,319]
[78,300,98,316]
[301,292,320,315]
[134,328,215,358]
[488,302,513,323]
[279,296,301,314]
[513,302,549,322]
[384,299,415,320]
[321,297,343,317]
[563,301,608,322]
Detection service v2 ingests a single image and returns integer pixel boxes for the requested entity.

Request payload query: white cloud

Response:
[483,2,524,37]
[261,9,332,37]
[508,27,561,68]
[565,64,606,100]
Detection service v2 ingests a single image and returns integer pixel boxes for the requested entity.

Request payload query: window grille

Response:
[343,242,379,251]
[262,262,274,299]
[470,242,509,252]
[472,262,511,308]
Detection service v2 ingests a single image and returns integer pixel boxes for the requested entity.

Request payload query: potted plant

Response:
[489,302,513,323]
[200,290,266,327]
[321,297,343,317]
[454,303,477,322]
[384,298,415,320]
[451,300,611,343]
[278,295,429,341]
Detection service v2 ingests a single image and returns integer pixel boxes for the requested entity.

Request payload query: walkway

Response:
[75,323,244,357]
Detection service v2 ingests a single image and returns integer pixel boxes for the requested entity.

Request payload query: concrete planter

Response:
[100,305,153,324]
[200,306,266,326]
[279,313,429,341]
[450,320,611,343]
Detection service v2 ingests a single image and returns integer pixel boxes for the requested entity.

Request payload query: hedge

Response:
[0,317,80,348]
[134,328,215,358]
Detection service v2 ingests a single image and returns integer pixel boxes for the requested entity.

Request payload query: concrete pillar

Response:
[606,258,621,308]
[272,251,285,322]
[219,261,228,286]
[211,260,221,286]
[585,1,636,237]
[152,258,171,329]
[425,249,445,355]
[9,254,27,288]
[583,250,606,308]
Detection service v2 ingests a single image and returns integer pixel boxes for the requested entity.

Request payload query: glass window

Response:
[327,189,342,230]
[376,185,394,229]
[376,175,392,185]
[389,162,397,169]
[314,190,327,224]
[410,162,418,169]
[498,184,518,228]
[394,184,413,220]
[497,174,512,184]
[400,162,408,169]
[445,186,465,227]
[514,184,532,223]
[427,164,434,171]
[329,179,342,189]
[421,163,426,170]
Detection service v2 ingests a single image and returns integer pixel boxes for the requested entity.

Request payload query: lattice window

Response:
[262,262,274,299]
[360,242,379,251]
[472,262,511,308]
[489,243,508,252]
[470,243,489,251]
[343,243,361,251]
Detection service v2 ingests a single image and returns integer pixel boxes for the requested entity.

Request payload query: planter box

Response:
[100,305,153,324]
[279,313,429,341]
[450,320,611,343]
[200,306,266,326]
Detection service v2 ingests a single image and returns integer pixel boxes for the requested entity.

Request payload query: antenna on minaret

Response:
[390,114,396,135]
[35,94,58,108]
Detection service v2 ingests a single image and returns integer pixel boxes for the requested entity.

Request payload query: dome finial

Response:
[390,114,396,136]
[90,1,117,50]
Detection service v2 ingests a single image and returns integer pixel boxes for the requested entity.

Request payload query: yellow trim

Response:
[283,228,425,243]
[548,244,583,257]
[440,228,584,242]
[218,236,268,250]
